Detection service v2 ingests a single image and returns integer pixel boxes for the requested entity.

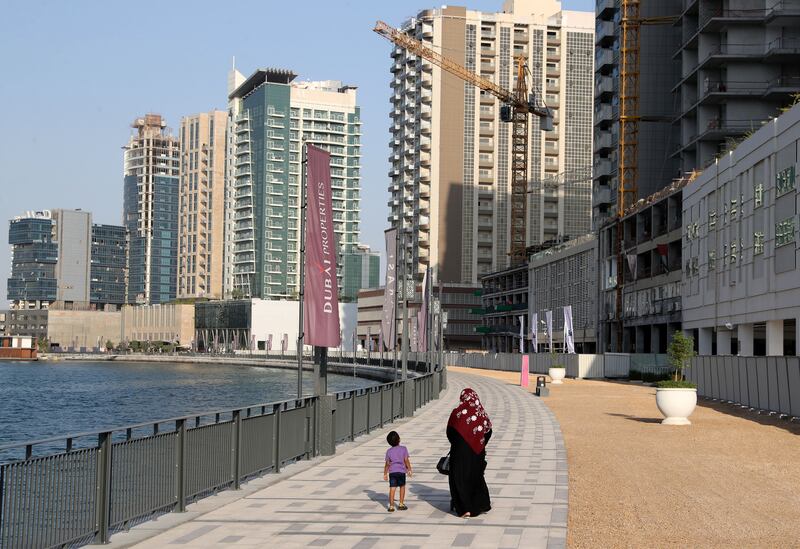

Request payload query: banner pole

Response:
[297,141,308,399]
[393,228,399,380]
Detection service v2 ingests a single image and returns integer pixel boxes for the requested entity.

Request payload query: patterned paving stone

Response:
[123,371,567,549]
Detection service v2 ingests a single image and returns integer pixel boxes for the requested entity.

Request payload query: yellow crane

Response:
[373,20,553,265]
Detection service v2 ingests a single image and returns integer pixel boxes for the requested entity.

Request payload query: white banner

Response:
[545,310,553,353]
[563,305,575,354]
[518,315,525,354]
[530,312,538,352]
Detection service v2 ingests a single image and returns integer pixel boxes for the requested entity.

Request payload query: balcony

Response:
[594,131,613,152]
[594,158,613,178]
[595,20,614,40]
[595,48,613,69]
[594,104,613,123]
[765,36,800,60]
[698,43,764,70]
[596,0,615,17]
[696,118,768,142]
[593,184,612,206]
[595,74,613,97]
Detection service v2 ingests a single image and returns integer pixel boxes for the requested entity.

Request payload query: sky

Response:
[0,0,594,304]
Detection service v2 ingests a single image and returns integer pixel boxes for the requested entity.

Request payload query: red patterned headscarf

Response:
[447,388,492,454]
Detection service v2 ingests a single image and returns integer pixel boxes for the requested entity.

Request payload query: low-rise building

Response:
[682,103,800,356]
[529,234,597,353]
[479,264,528,353]
[121,303,195,346]
[598,180,686,353]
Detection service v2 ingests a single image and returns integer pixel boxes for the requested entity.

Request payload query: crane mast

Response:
[373,20,552,266]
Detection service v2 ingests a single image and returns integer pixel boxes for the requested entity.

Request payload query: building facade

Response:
[529,234,597,353]
[387,0,594,287]
[123,114,180,305]
[8,209,126,311]
[674,0,800,174]
[341,244,380,303]
[178,111,227,299]
[592,0,682,228]
[91,224,127,309]
[120,303,195,346]
[224,69,362,300]
[682,102,800,356]
[598,181,686,353]
[479,263,528,353]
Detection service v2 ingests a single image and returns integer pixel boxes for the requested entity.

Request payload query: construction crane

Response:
[615,1,678,350]
[373,20,553,265]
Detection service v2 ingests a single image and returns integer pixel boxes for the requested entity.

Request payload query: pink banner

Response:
[303,144,341,348]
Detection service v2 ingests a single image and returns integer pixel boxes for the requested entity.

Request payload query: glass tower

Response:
[123,114,180,305]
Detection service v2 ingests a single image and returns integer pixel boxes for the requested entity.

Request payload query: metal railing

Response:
[0,367,445,548]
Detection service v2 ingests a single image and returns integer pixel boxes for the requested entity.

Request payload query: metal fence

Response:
[686,356,800,417]
[0,368,444,548]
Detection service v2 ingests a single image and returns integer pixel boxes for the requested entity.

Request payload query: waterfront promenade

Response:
[110,371,567,548]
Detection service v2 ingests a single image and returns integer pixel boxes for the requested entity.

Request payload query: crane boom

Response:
[373,19,551,265]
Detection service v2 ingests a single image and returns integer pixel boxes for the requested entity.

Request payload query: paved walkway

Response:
[122,372,567,549]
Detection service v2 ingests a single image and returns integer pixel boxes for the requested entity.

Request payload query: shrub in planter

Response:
[655,332,698,425]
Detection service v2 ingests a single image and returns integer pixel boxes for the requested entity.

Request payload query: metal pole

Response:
[393,228,400,379]
[427,266,433,373]
[297,142,308,399]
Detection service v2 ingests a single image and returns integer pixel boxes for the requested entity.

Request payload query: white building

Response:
[387,0,594,285]
[682,102,800,356]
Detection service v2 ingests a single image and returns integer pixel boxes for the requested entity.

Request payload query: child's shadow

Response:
[364,485,451,513]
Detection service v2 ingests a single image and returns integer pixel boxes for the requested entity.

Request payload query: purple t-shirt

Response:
[385,445,409,474]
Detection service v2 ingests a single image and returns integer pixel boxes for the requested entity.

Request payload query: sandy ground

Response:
[450,366,800,548]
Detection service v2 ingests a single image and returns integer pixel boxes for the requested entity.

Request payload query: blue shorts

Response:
[388,472,406,487]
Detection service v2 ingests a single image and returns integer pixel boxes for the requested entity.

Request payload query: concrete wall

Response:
[47,309,121,349]
[121,304,194,345]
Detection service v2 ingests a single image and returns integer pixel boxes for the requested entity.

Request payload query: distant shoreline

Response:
[37,353,409,384]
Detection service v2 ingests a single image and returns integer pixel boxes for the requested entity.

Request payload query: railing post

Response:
[176,419,187,512]
[380,386,385,428]
[233,410,242,489]
[93,431,112,544]
[366,390,372,434]
[273,404,281,473]
[350,393,356,441]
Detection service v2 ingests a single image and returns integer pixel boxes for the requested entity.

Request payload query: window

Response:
[776,165,795,197]
[776,218,795,247]
[754,232,764,254]
[754,183,764,207]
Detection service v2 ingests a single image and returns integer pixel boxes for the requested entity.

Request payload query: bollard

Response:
[535,376,549,397]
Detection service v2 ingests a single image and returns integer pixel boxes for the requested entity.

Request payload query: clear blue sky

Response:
[0,0,593,304]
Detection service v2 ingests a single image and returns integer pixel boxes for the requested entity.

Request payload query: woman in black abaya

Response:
[446,387,492,518]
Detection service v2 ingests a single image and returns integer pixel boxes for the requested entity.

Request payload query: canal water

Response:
[0,360,378,449]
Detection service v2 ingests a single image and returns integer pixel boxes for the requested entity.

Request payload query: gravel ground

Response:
[449,366,800,548]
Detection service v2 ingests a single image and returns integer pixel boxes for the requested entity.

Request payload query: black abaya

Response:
[447,426,492,516]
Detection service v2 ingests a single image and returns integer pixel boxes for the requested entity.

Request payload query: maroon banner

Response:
[303,144,342,347]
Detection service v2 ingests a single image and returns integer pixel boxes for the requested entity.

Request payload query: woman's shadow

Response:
[363,484,452,513]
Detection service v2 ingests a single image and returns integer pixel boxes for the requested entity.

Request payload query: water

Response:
[0,360,377,450]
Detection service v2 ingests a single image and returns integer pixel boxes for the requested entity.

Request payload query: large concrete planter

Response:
[655,388,697,425]
[548,367,566,385]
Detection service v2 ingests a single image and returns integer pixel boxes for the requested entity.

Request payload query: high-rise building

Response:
[177,111,227,299]
[7,209,127,310]
[340,244,380,302]
[123,114,180,305]
[674,1,800,174]
[592,1,682,229]
[224,69,362,299]
[387,0,594,285]
[90,224,127,309]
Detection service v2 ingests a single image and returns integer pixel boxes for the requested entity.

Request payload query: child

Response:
[383,430,412,512]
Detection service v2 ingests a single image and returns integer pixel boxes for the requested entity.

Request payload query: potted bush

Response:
[656,331,697,425]
[548,351,566,385]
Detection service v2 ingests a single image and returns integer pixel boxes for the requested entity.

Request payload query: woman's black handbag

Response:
[436,452,450,475]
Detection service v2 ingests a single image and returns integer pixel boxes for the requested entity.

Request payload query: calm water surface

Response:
[0,360,377,449]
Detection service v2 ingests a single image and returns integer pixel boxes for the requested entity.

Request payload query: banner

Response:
[518,315,525,354]
[545,310,553,353]
[530,312,538,352]
[250,334,256,352]
[368,328,373,351]
[303,144,341,347]
[281,333,288,353]
[627,254,637,280]
[267,334,273,352]
[416,270,429,353]
[410,316,419,353]
[563,305,575,354]
[381,228,397,351]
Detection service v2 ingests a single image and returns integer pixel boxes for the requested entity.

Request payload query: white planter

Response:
[655,388,697,425]
[548,367,566,385]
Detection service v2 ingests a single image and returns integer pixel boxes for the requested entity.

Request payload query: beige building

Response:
[178,111,227,299]
[46,309,122,349]
[121,303,195,346]
[388,0,593,285]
